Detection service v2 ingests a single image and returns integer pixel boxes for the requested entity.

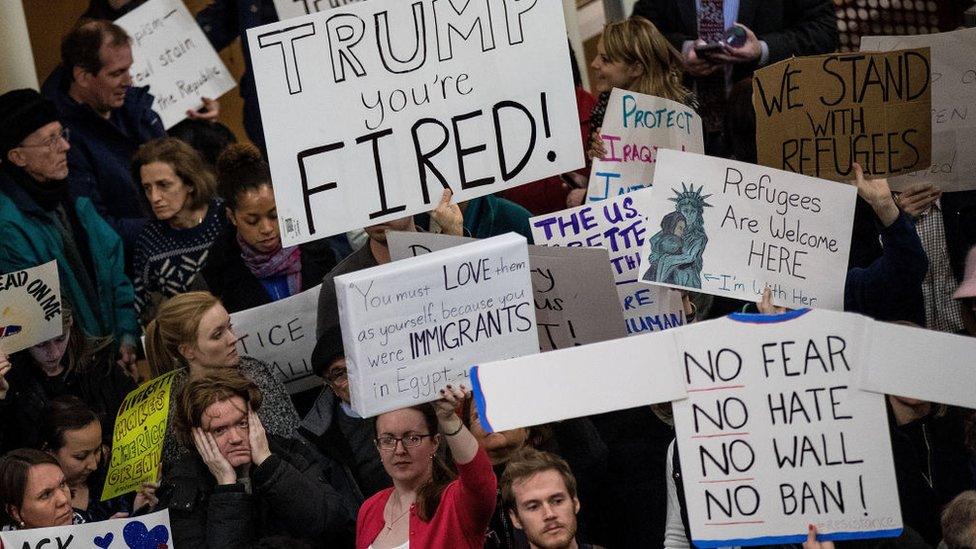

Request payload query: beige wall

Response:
[1,1,39,92]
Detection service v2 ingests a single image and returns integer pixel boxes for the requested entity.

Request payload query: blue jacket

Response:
[41,65,166,247]
[0,168,139,343]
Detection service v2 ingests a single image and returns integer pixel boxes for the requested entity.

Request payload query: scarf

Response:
[3,163,70,211]
[237,233,303,296]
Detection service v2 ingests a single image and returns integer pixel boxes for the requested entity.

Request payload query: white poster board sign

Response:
[273,0,364,20]
[638,150,855,310]
[531,190,686,335]
[116,0,236,129]
[860,28,976,191]
[0,510,172,548]
[672,309,901,547]
[388,231,626,351]
[587,88,704,202]
[230,285,323,394]
[335,233,538,417]
[471,331,686,432]
[0,261,62,354]
[246,0,584,245]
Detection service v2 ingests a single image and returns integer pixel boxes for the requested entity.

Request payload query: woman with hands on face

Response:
[157,370,354,549]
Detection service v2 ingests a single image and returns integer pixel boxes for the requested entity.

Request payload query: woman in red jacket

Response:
[357,385,496,549]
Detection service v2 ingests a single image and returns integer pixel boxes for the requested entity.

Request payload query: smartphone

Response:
[694,42,725,57]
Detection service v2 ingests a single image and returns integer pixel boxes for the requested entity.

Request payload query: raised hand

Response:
[434,384,469,425]
[186,97,220,122]
[895,183,941,218]
[192,427,236,485]
[0,349,11,400]
[247,405,271,466]
[852,163,899,227]
[430,188,464,236]
[133,481,159,511]
[117,343,141,383]
[803,524,835,549]
[587,129,607,160]
[757,286,788,314]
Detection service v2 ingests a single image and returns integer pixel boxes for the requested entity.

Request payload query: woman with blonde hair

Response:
[144,291,299,468]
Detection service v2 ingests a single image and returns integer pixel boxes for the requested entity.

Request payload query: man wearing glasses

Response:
[0,88,139,356]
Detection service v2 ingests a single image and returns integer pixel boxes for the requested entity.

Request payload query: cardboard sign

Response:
[470,331,686,432]
[860,28,976,191]
[273,0,364,20]
[0,261,62,354]
[387,231,626,351]
[0,510,172,548]
[753,48,932,181]
[116,0,236,129]
[531,190,687,335]
[638,150,855,310]
[587,88,704,202]
[230,285,323,394]
[672,309,901,547]
[246,0,583,245]
[858,321,976,410]
[101,371,178,501]
[335,233,538,417]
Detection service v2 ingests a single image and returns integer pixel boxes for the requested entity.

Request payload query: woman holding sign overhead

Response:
[357,385,496,549]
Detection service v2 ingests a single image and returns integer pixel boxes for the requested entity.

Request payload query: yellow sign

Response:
[101,370,179,501]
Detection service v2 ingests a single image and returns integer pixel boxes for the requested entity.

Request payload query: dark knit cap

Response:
[311,325,345,379]
[0,89,60,158]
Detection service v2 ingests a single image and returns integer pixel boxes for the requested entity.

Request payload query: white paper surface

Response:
[273,0,365,20]
[0,510,172,548]
[0,261,62,354]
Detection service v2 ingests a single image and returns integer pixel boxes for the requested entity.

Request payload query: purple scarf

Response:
[237,233,303,295]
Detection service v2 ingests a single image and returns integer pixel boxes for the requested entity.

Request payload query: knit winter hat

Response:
[0,89,60,158]
[311,325,345,379]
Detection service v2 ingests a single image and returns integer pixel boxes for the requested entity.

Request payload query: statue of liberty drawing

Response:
[643,183,711,288]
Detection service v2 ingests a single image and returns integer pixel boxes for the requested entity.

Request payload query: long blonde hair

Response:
[145,291,221,377]
[602,17,690,102]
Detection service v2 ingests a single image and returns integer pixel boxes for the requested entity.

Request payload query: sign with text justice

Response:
[247,0,584,245]
[753,48,932,181]
[587,88,703,202]
[335,233,538,417]
[0,261,62,354]
[672,309,902,547]
[860,28,976,191]
[116,0,236,129]
[638,150,855,310]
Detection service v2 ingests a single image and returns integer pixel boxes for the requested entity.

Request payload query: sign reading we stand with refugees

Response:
[530,190,686,336]
[753,48,932,181]
[0,510,172,548]
[246,0,583,245]
[638,150,855,310]
[273,0,364,20]
[0,261,62,354]
[116,0,236,129]
[387,231,625,351]
[672,309,902,548]
[335,233,538,417]
[860,28,976,191]
[587,88,703,202]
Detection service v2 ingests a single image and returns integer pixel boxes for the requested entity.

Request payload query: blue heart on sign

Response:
[93,532,114,548]
[122,520,169,549]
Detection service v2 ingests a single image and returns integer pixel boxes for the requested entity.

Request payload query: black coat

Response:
[201,226,338,314]
[158,434,356,549]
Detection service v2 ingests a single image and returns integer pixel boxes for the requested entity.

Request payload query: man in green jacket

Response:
[0,89,138,366]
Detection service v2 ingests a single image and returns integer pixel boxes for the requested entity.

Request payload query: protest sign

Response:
[0,261,62,354]
[0,510,172,548]
[860,28,976,191]
[638,150,855,309]
[531,190,686,335]
[246,0,584,245]
[388,231,626,351]
[471,331,685,432]
[116,0,236,128]
[335,233,538,417]
[101,371,179,501]
[230,285,323,394]
[753,48,932,181]
[672,309,901,547]
[587,88,704,202]
[858,321,976,410]
[274,0,364,20]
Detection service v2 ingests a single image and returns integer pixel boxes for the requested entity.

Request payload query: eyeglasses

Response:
[375,433,434,451]
[325,367,347,384]
[19,128,70,153]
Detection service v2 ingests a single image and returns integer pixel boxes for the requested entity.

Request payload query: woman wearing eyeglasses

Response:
[357,385,497,549]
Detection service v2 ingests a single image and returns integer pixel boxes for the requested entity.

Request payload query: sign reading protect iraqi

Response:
[587,88,703,202]
[247,0,584,245]
[860,28,976,191]
[0,261,62,354]
[116,0,236,129]
[335,233,538,417]
[672,309,901,547]
[638,150,855,310]
[753,48,932,181]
